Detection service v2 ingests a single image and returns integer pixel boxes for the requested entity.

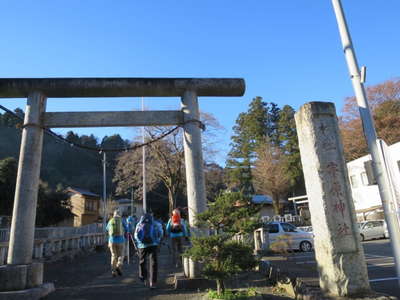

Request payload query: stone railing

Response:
[230,227,270,253]
[0,223,106,265]
[261,214,303,224]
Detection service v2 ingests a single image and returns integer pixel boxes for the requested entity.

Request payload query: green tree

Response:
[277,105,305,196]
[0,157,18,215]
[0,109,23,160]
[36,182,73,227]
[185,192,260,295]
[204,163,226,203]
[101,134,130,193]
[226,97,280,194]
[0,157,73,226]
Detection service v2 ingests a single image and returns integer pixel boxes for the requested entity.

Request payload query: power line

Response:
[0,104,204,153]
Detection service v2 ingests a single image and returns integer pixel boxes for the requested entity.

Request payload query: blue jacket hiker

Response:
[127,215,137,234]
[134,213,163,289]
[106,209,129,277]
[166,209,189,267]
[166,216,188,238]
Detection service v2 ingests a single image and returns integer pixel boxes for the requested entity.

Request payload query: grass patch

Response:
[207,288,257,299]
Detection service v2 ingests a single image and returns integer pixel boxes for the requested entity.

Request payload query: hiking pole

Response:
[129,233,139,257]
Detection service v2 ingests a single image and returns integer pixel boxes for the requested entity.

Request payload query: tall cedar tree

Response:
[0,157,18,215]
[340,78,400,160]
[184,192,260,295]
[36,182,73,227]
[277,105,305,195]
[101,134,130,193]
[0,156,72,226]
[226,97,280,194]
[204,163,227,202]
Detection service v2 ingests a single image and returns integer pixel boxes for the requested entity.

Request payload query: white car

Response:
[264,222,314,252]
[384,224,389,238]
[358,220,386,241]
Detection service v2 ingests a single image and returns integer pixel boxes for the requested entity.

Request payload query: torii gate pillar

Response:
[181,90,207,278]
[1,92,47,292]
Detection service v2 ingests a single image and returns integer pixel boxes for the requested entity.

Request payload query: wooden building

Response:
[67,187,101,227]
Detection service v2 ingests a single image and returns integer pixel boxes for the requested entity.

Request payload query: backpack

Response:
[127,216,137,233]
[109,217,123,237]
[136,216,155,244]
[170,216,183,233]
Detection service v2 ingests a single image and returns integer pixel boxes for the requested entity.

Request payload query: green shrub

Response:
[184,191,261,296]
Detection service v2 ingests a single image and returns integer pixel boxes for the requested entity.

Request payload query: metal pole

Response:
[102,151,107,230]
[131,187,134,216]
[142,97,147,214]
[332,0,400,284]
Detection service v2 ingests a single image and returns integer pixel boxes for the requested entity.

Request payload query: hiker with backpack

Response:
[134,213,163,289]
[106,209,129,277]
[166,208,188,268]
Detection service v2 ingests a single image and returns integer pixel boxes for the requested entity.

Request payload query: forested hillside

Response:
[0,108,129,196]
[0,108,226,219]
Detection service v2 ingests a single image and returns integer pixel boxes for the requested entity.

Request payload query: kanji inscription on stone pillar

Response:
[295,102,370,297]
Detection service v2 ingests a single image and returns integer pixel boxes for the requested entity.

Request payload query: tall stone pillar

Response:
[7,92,46,265]
[181,90,207,278]
[0,92,47,293]
[295,102,370,296]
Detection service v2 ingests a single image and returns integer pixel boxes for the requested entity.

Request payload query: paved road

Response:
[290,239,399,298]
[42,245,291,300]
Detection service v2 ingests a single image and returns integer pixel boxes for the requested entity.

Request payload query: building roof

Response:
[115,198,142,204]
[115,198,131,204]
[251,195,273,204]
[67,187,100,198]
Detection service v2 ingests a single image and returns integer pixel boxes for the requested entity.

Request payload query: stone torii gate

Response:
[0,78,245,295]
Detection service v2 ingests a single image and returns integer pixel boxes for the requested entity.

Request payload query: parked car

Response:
[384,223,390,238]
[297,226,313,233]
[358,220,387,241]
[264,222,314,252]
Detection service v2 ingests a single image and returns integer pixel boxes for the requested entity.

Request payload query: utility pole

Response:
[142,97,147,214]
[102,151,107,229]
[131,187,134,216]
[332,0,400,285]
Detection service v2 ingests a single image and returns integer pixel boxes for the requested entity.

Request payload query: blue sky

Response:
[1,1,399,165]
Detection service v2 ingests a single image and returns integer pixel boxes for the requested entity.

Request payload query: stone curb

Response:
[174,272,263,299]
[0,283,55,300]
[200,294,263,300]
[262,260,398,300]
[174,272,216,290]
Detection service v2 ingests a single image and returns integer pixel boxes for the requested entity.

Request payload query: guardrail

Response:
[0,223,106,265]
